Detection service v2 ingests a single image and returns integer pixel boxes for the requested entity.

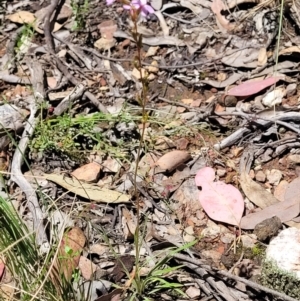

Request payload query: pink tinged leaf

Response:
[226,77,281,97]
[195,167,244,226]
[106,0,115,5]
[195,166,215,186]
[0,262,5,280]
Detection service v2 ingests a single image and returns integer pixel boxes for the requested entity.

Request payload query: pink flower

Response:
[123,0,154,17]
[106,0,116,5]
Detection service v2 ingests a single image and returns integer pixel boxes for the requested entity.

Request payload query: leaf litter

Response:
[2,0,300,300]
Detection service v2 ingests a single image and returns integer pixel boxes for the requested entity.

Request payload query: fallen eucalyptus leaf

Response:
[46,174,130,203]
[6,11,35,24]
[227,77,280,97]
[240,176,300,229]
[195,167,244,226]
[240,172,279,208]
[240,198,299,230]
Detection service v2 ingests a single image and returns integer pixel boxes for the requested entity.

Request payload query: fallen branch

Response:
[53,84,85,116]
[10,58,49,249]
[174,253,300,301]
[44,0,108,113]
[214,110,300,150]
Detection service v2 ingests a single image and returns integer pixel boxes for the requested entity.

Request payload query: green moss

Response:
[260,260,300,298]
[250,244,265,258]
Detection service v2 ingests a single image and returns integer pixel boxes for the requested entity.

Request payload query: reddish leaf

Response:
[195,167,244,226]
[0,261,5,281]
[226,77,281,97]
[55,227,86,281]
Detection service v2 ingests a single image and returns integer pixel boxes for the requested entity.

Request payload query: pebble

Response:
[186,287,201,298]
[255,170,266,182]
[288,154,300,164]
[217,169,226,177]
[274,180,289,201]
[266,227,300,278]
[286,83,297,97]
[266,169,282,185]
[254,216,282,241]
[71,162,101,182]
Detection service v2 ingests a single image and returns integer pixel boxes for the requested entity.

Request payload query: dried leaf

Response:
[279,46,300,55]
[240,177,300,229]
[240,199,299,230]
[6,11,35,24]
[284,177,300,204]
[110,255,135,282]
[240,172,279,208]
[257,48,267,66]
[155,150,191,172]
[122,207,136,240]
[98,20,117,39]
[227,77,281,97]
[200,73,242,88]
[195,167,244,226]
[94,289,123,301]
[46,174,130,203]
[56,227,86,281]
[211,0,234,32]
[222,48,259,68]
[78,256,98,280]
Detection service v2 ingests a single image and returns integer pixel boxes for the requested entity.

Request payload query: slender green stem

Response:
[274,0,284,71]
[131,18,149,295]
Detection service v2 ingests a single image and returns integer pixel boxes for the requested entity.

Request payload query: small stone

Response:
[71,162,101,182]
[240,234,257,248]
[255,170,266,182]
[131,67,147,80]
[288,154,300,164]
[161,293,172,300]
[102,157,121,173]
[183,226,195,242]
[181,98,193,105]
[220,232,235,244]
[154,136,175,150]
[203,249,222,263]
[274,180,289,201]
[191,99,202,107]
[286,83,297,97]
[231,146,244,157]
[254,216,281,241]
[94,37,116,50]
[266,169,282,185]
[217,72,227,82]
[266,227,300,279]
[98,20,117,39]
[147,61,159,73]
[148,73,156,81]
[249,169,255,179]
[175,137,189,150]
[217,169,226,177]
[185,287,201,298]
[223,95,237,107]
